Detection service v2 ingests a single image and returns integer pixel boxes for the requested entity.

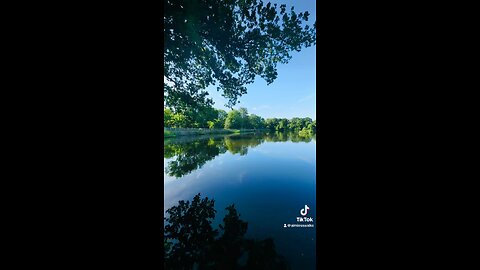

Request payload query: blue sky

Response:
[208,0,316,120]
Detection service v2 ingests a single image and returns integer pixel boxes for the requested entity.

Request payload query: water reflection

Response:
[164,194,291,270]
[164,132,315,178]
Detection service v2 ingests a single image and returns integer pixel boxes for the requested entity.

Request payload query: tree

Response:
[301,117,312,129]
[264,118,278,130]
[248,114,264,129]
[172,113,188,128]
[164,108,174,127]
[207,120,216,129]
[287,117,301,130]
[277,118,289,131]
[238,107,249,129]
[216,109,228,127]
[224,109,242,129]
[164,0,316,111]
[179,103,218,128]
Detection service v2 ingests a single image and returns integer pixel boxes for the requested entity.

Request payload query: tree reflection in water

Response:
[164,194,291,270]
[164,132,315,178]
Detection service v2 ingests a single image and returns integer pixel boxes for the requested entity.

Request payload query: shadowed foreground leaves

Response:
[164,194,290,270]
[164,0,316,110]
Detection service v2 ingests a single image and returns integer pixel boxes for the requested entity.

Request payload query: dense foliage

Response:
[164,106,224,128]
[164,106,316,135]
[164,0,316,112]
[265,116,316,136]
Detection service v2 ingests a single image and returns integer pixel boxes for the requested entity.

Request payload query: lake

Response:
[164,131,316,269]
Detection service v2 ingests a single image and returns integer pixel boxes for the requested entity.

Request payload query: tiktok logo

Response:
[300,205,310,216]
[283,204,314,228]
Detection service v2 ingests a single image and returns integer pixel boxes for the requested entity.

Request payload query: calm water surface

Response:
[164,132,316,269]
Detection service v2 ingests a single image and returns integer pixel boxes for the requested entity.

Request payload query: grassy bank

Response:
[164,128,264,138]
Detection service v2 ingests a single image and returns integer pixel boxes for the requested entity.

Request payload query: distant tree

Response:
[201,106,219,127]
[307,119,316,133]
[277,118,289,131]
[248,114,265,129]
[164,0,316,112]
[172,113,188,128]
[207,120,216,129]
[287,117,301,130]
[301,117,312,129]
[165,103,316,133]
[164,108,174,127]
[238,107,249,129]
[224,109,242,129]
[183,104,218,128]
[216,109,228,128]
[264,118,278,130]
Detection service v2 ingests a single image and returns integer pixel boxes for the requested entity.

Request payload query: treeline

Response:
[264,117,316,135]
[164,104,222,129]
[164,107,316,134]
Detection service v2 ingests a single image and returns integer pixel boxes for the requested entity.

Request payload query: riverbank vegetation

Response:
[164,0,317,139]
[164,106,316,136]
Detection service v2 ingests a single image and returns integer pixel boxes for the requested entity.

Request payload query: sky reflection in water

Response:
[164,132,316,270]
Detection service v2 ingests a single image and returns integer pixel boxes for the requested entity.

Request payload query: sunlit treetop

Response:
[164,0,316,111]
